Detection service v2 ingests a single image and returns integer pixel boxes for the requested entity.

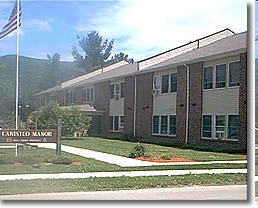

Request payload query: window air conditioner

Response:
[115,94,119,100]
[215,131,225,139]
[152,89,160,95]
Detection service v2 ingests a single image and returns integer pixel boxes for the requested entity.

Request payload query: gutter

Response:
[183,63,190,144]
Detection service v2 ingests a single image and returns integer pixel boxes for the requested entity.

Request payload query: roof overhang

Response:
[61,104,105,116]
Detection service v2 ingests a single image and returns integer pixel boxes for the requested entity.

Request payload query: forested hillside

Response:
[0,55,85,127]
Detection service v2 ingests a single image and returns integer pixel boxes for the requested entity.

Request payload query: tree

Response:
[72,31,114,72]
[109,52,134,64]
[47,53,60,68]
[29,101,92,137]
[30,101,62,130]
[61,105,92,137]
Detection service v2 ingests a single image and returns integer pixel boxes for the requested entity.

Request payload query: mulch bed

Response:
[135,157,195,163]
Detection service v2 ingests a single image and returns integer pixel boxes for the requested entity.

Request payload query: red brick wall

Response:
[176,65,187,144]
[124,76,135,134]
[94,81,110,134]
[135,72,153,138]
[238,52,247,150]
[188,62,203,144]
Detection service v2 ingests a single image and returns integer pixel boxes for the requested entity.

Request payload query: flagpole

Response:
[15,0,20,156]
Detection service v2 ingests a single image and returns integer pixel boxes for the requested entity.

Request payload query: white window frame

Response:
[203,60,240,91]
[84,87,94,103]
[170,73,177,93]
[215,115,226,139]
[153,73,177,95]
[215,63,227,89]
[227,114,239,141]
[66,90,75,105]
[228,61,240,88]
[109,115,124,132]
[152,114,176,136]
[201,114,213,138]
[203,66,213,90]
[201,114,239,141]
[110,82,125,100]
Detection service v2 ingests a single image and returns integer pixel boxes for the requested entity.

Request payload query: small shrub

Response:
[128,144,146,158]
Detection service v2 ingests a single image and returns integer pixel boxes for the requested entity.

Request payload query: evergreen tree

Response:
[72,31,114,72]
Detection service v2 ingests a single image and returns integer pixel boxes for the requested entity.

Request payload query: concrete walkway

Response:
[0,169,247,181]
[33,143,247,167]
[0,143,247,181]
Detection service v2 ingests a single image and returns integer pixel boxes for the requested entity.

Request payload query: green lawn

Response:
[0,174,246,196]
[0,148,246,175]
[62,137,247,161]
[0,137,247,196]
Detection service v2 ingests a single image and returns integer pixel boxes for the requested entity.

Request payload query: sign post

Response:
[56,119,61,155]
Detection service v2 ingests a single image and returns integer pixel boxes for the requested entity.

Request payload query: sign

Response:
[0,130,57,143]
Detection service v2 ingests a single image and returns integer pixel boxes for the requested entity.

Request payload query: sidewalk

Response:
[0,143,247,181]
[0,169,247,181]
[33,143,247,167]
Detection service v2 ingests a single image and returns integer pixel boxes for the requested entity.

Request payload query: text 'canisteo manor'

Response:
[1,131,53,137]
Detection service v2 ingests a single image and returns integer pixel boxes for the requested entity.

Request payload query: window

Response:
[228,115,239,140]
[215,115,225,139]
[120,83,125,98]
[229,62,240,87]
[202,115,212,138]
[110,82,125,99]
[202,114,239,141]
[203,66,213,89]
[170,73,177,93]
[66,91,75,105]
[114,116,119,131]
[161,74,169,94]
[152,115,176,136]
[161,116,168,134]
[153,76,161,90]
[152,116,159,134]
[120,116,124,130]
[115,84,120,96]
[169,115,177,135]
[203,61,241,90]
[110,84,114,99]
[109,116,124,132]
[85,88,94,102]
[109,116,114,131]
[216,64,226,88]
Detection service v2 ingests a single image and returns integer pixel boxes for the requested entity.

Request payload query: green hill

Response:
[0,55,85,127]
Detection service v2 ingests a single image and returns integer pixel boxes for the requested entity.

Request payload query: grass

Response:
[0,148,247,175]
[62,137,247,161]
[0,174,246,195]
[0,137,247,196]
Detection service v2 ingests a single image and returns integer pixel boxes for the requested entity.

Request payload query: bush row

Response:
[98,132,246,154]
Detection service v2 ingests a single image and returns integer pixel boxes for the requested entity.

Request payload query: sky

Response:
[0,0,248,62]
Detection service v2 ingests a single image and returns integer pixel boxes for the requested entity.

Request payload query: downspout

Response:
[184,63,190,144]
[133,74,137,137]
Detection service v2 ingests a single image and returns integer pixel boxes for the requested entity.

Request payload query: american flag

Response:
[0,0,21,40]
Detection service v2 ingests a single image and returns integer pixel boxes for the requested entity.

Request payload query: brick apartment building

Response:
[34,29,247,150]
